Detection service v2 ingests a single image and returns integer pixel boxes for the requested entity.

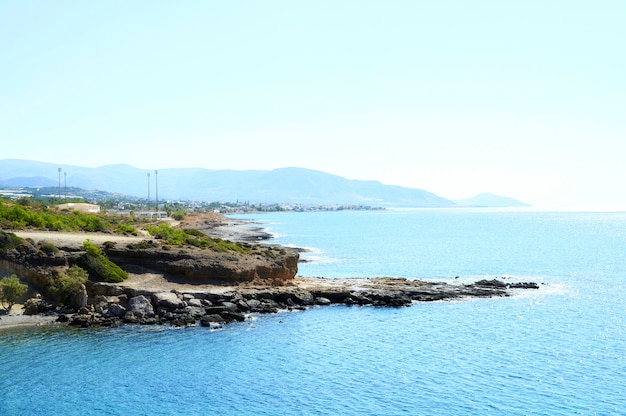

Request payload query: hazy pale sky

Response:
[2,1,625,208]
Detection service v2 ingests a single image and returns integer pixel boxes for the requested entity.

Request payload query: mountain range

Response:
[0,159,530,208]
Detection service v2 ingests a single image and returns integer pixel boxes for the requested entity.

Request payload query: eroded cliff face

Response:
[0,231,299,289]
[103,244,299,283]
[0,238,70,290]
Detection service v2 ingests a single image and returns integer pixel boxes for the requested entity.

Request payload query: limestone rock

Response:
[219,310,246,323]
[104,244,299,284]
[23,298,48,315]
[107,303,127,317]
[200,314,227,326]
[187,298,203,308]
[128,295,154,317]
[315,297,332,305]
[184,306,206,319]
[153,292,185,309]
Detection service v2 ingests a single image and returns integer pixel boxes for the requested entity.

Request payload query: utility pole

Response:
[57,168,61,200]
[147,172,151,209]
[155,170,159,213]
[64,172,67,199]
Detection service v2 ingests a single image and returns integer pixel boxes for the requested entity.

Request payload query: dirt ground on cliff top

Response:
[15,230,148,249]
[179,211,227,227]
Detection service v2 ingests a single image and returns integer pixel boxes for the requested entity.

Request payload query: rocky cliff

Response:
[0,230,299,290]
[103,242,299,283]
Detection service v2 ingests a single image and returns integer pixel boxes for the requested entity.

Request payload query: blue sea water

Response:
[2,209,626,415]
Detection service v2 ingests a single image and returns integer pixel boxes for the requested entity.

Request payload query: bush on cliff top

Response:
[76,240,128,283]
[117,223,138,236]
[39,241,60,255]
[0,230,24,250]
[144,223,250,254]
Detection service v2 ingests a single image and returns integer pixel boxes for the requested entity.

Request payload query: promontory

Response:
[0,213,539,330]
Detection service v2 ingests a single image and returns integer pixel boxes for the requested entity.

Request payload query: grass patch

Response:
[144,223,251,254]
[39,241,60,255]
[0,231,24,250]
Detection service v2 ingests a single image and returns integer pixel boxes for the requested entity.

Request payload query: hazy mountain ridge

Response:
[454,192,531,208]
[0,159,528,207]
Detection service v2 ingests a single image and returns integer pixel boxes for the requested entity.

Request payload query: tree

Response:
[0,275,28,312]
[48,266,88,307]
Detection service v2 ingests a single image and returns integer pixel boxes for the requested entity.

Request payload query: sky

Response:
[2,1,625,208]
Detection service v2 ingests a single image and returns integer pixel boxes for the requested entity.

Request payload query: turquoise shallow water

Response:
[2,209,626,415]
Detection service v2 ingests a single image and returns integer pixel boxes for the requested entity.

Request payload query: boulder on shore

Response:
[153,292,186,310]
[128,295,155,317]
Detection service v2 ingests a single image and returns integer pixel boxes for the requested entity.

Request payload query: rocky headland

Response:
[0,222,539,330]
[67,275,537,329]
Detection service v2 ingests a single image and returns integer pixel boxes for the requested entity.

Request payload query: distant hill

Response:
[0,176,57,187]
[0,159,455,207]
[454,192,531,208]
[0,159,530,208]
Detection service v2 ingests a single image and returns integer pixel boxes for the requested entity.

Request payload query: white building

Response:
[56,203,101,213]
[135,211,169,219]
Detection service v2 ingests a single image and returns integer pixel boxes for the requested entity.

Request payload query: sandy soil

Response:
[14,230,149,249]
[178,211,227,226]
[115,271,238,294]
[116,271,433,296]
[0,305,58,330]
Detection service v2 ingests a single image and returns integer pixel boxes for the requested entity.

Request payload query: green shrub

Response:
[16,197,31,206]
[117,223,138,236]
[213,239,249,253]
[48,266,88,307]
[145,223,188,245]
[40,241,60,255]
[172,210,186,221]
[127,240,156,250]
[144,223,250,253]
[0,275,28,311]
[182,228,205,237]
[102,241,117,249]
[0,231,24,250]
[0,201,125,233]
[76,240,128,283]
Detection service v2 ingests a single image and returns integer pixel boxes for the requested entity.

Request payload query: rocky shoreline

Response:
[1,218,540,331]
[8,275,540,330]
[179,212,275,243]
